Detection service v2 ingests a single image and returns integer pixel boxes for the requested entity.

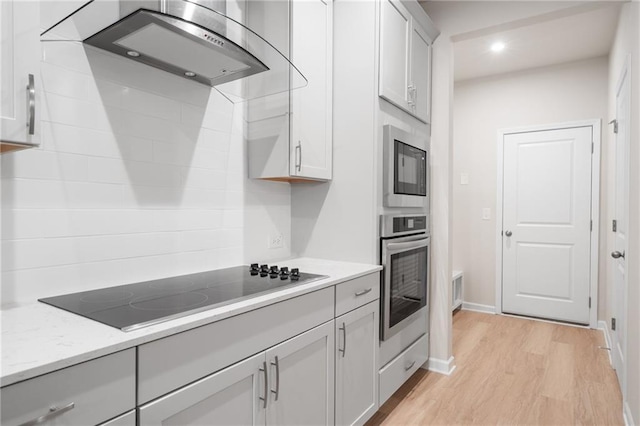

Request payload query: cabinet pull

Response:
[259,361,268,409]
[19,402,75,426]
[405,360,416,371]
[270,356,280,401]
[355,288,372,297]
[295,141,302,172]
[339,322,347,357]
[27,74,35,135]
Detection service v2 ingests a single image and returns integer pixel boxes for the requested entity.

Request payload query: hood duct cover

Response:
[41,0,307,102]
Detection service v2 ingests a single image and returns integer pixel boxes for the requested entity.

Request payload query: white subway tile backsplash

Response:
[41,62,90,101]
[2,26,291,305]
[122,87,182,122]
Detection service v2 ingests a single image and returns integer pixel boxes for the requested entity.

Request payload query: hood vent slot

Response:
[40,0,307,102]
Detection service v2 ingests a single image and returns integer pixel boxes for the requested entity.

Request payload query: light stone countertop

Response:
[1,257,382,387]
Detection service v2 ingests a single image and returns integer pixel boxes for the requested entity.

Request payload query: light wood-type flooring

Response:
[367,310,623,425]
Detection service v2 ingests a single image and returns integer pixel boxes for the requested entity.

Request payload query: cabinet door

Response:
[410,23,431,123]
[335,301,379,426]
[139,353,267,426]
[1,0,40,150]
[266,321,335,425]
[378,0,411,112]
[289,0,332,180]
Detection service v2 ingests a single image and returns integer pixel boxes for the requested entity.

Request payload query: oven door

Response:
[381,235,430,340]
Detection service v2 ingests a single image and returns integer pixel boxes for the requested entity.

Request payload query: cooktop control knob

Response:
[279,266,289,280]
[250,263,259,276]
[260,264,269,277]
[290,268,300,281]
[269,265,279,279]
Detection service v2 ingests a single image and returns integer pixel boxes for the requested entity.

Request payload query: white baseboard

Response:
[427,356,456,376]
[624,401,635,426]
[461,302,496,314]
[598,320,613,366]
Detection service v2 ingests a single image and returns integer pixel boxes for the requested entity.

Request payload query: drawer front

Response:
[379,333,428,405]
[1,349,135,426]
[335,273,380,317]
[99,410,136,426]
[138,287,334,404]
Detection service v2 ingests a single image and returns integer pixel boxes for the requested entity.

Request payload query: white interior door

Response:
[611,60,630,391]
[502,126,593,324]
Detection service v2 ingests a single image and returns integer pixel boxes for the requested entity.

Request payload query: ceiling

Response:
[422,2,624,82]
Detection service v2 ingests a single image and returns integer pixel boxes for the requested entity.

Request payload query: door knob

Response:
[505,230,512,237]
[611,251,625,259]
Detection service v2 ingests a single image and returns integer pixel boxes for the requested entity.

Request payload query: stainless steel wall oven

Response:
[380,214,430,340]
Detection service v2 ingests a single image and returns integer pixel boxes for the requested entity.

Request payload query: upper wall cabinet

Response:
[0,0,40,154]
[248,0,333,182]
[379,0,432,124]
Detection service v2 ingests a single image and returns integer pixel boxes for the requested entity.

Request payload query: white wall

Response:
[1,28,291,306]
[608,3,640,424]
[452,57,609,317]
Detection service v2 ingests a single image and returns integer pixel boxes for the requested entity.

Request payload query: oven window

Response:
[394,140,426,197]
[389,245,428,328]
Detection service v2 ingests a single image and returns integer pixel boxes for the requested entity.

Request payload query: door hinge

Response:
[609,119,618,134]
[592,142,594,153]
[590,220,593,231]
[613,219,617,232]
[611,317,616,331]
[589,297,591,308]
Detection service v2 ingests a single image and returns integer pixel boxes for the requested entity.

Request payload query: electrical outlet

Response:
[482,208,491,220]
[268,234,283,249]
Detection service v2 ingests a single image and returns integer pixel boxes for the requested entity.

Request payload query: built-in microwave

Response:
[383,125,428,208]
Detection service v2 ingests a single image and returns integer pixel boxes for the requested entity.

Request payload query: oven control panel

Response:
[381,214,429,238]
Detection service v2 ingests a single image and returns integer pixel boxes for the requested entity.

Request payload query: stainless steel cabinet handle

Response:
[611,251,625,259]
[355,288,372,297]
[405,361,416,371]
[295,141,302,172]
[27,74,35,135]
[339,322,347,357]
[270,356,280,401]
[19,402,75,426]
[505,230,512,237]
[259,361,268,409]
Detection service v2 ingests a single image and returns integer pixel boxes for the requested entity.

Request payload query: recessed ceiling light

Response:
[184,71,196,77]
[491,42,506,53]
[126,51,140,57]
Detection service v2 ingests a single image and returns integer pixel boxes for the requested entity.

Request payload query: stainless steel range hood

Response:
[41,0,307,102]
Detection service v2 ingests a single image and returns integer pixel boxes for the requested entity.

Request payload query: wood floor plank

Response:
[366,311,623,426]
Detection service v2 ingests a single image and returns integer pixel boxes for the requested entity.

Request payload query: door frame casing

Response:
[495,119,601,328]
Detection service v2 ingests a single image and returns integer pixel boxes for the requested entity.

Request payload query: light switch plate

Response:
[482,208,491,220]
[460,173,469,185]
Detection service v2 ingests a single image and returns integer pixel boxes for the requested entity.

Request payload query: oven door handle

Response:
[386,238,430,252]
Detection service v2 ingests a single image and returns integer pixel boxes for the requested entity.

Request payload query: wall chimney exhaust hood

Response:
[41,0,307,102]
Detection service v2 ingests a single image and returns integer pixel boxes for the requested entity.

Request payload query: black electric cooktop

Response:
[39,264,327,332]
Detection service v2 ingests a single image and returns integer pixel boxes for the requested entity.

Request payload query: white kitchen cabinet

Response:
[0,0,40,153]
[248,0,333,182]
[335,301,379,426]
[140,321,334,426]
[0,349,135,426]
[139,353,266,426]
[379,0,432,123]
[266,321,335,425]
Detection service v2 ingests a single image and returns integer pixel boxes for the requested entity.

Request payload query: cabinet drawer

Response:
[138,287,334,404]
[1,349,135,426]
[335,273,380,317]
[99,410,136,426]
[379,334,428,405]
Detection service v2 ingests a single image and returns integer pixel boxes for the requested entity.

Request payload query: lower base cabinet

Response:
[335,301,379,426]
[139,321,335,426]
